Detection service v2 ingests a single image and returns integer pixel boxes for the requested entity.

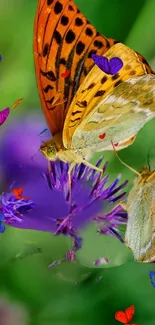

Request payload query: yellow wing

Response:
[63,43,154,149]
[70,74,155,153]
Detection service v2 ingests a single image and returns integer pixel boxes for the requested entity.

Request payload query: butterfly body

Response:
[125,168,155,262]
[34,0,155,169]
[40,132,99,172]
[40,134,82,163]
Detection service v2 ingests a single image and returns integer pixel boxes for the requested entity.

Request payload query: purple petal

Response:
[0,115,49,186]
[109,57,123,75]
[150,271,155,280]
[0,223,5,233]
[92,54,110,74]
[0,107,10,126]
[93,257,109,265]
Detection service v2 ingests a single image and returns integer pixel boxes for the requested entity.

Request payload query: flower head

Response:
[0,116,128,263]
[1,157,127,259]
[0,192,34,226]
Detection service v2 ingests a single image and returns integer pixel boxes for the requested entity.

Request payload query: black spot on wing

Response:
[94,40,104,49]
[114,80,123,87]
[65,30,76,44]
[43,43,49,57]
[71,110,82,116]
[76,100,87,108]
[101,76,108,84]
[61,15,69,26]
[75,17,84,26]
[94,90,106,97]
[54,1,63,14]
[112,73,119,80]
[76,41,85,55]
[54,30,62,44]
[85,27,93,37]
[40,69,57,82]
[47,0,54,5]
[43,85,54,93]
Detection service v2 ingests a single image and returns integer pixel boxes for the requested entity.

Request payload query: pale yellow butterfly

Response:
[112,143,155,263]
[125,167,155,263]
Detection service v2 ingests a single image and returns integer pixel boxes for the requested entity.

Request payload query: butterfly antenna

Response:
[31,148,40,160]
[111,141,141,177]
[147,148,151,170]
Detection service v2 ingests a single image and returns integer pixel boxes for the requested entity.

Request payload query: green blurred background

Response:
[1,0,155,324]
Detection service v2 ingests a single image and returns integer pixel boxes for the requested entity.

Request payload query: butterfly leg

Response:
[82,159,103,174]
[68,162,75,204]
[82,159,103,181]
[113,201,127,211]
[48,160,51,174]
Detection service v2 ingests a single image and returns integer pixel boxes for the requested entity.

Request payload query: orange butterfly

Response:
[12,187,29,200]
[34,0,155,173]
[115,305,142,325]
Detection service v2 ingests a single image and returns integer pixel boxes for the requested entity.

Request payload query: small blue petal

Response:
[0,213,4,222]
[149,271,155,280]
[0,223,5,233]
[149,271,155,288]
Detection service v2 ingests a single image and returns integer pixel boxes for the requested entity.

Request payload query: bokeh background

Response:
[1,0,155,324]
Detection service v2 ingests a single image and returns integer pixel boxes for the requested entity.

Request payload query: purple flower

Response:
[0,192,34,226]
[0,213,5,233]
[0,115,128,262]
[0,159,127,259]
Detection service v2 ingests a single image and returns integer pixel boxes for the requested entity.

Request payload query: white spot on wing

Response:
[127,76,144,85]
[133,106,155,118]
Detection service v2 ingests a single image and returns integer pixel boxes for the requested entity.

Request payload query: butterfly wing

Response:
[115,305,135,324]
[65,76,155,155]
[63,42,154,149]
[109,57,123,74]
[125,169,155,262]
[115,311,128,323]
[34,0,117,136]
[70,74,155,153]
[125,305,135,322]
[91,54,110,74]
[12,187,24,198]
[0,107,10,126]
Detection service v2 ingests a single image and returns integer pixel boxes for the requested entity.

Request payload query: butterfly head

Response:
[40,139,57,160]
[138,167,155,184]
